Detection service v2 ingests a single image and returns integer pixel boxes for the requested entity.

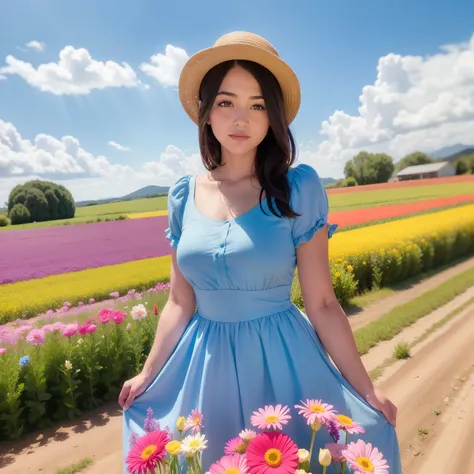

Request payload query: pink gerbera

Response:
[251,405,291,431]
[225,437,247,454]
[184,409,203,433]
[334,414,365,435]
[246,432,298,474]
[125,429,170,474]
[294,399,336,425]
[341,439,389,474]
[210,454,248,474]
[25,328,46,346]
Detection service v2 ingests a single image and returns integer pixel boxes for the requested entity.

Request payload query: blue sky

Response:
[1,0,473,203]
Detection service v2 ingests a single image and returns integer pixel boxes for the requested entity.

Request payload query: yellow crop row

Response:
[126,210,168,219]
[0,256,172,324]
[329,203,474,259]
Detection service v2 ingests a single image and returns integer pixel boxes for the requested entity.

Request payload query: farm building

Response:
[396,161,456,181]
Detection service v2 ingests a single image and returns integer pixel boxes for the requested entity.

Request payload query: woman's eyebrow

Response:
[216,91,264,100]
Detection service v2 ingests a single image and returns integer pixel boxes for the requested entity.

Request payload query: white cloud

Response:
[108,140,130,152]
[0,118,205,203]
[299,33,474,178]
[0,46,141,95]
[25,41,45,52]
[140,44,189,87]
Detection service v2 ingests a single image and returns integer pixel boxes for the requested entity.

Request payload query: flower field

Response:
[0,217,169,285]
[0,287,168,441]
[2,203,474,325]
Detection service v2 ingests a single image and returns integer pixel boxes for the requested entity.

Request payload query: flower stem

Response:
[345,431,349,445]
[341,461,347,474]
[195,453,202,474]
[322,466,327,474]
[308,429,317,463]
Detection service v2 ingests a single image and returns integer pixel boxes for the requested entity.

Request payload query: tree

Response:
[344,151,394,185]
[395,151,434,172]
[7,180,75,224]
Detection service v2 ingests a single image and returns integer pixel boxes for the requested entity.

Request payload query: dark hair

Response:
[198,60,298,218]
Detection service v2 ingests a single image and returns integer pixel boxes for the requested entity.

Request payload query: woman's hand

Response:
[366,387,398,427]
[118,372,150,410]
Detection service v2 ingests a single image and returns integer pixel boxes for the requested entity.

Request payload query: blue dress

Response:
[122,164,402,473]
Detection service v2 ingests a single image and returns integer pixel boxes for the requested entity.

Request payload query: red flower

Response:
[246,432,298,474]
[153,304,158,315]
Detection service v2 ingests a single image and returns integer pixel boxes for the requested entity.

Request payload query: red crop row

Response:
[327,174,474,194]
[329,193,474,228]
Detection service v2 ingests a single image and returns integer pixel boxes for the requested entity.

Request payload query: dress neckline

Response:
[189,176,266,224]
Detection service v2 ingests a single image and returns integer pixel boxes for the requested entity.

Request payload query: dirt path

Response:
[2,287,474,473]
[348,256,474,331]
[378,304,474,472]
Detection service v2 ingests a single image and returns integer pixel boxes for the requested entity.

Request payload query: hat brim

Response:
[178,43,301,125]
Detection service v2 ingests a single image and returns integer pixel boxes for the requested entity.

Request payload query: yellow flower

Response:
[319,448,332,467]
[176,416,186,431]
[362,261,366,265]
[347,265,353,272]
[335,271,341,278]
[165,440,181,456]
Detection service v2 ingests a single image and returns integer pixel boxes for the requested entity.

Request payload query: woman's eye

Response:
[252,104,266,110]
[217,100,232,107]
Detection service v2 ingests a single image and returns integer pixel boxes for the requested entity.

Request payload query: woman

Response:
[120,31,402,472]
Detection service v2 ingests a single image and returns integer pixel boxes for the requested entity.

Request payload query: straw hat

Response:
[178,31,301,125]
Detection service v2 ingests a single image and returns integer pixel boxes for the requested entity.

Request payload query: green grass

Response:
[354,266,474,355]
[55,457,93,474]
[329,181,474,211]
[393,341,411,359]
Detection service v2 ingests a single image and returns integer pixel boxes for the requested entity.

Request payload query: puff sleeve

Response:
[289,164,338,248]
[165,175,190,248]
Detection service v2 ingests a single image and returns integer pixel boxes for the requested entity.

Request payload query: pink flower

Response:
[26,328,46,345]
[334,414,365,435]
[184,409,203,433]
[210,454,248,474]
[325,443,346,463]
[98,308,113,323]
[250,405,291,431]
[294,399,337,426]
[78,324,90,335]
[0,348,6,355]
[125,429,170,474]
[110,292,120,298]
[246,432,298,474]
[225,437,247,455]
[62,323,79,338]
[86,324,97,334]
[341,439,389,474]
[112,310,127,324]
[89,298,95,304]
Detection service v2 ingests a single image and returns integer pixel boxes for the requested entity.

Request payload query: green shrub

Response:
[0,215,9,227]
[10,203,31,225]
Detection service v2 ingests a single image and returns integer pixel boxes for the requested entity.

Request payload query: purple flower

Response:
[143,408,161,432]
[325,419,340,443]
[129,432,139,447]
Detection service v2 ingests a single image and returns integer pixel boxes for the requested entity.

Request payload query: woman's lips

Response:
[229,134,250,141]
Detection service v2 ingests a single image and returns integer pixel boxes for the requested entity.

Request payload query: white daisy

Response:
[180,433,208,457]
[239,429,257,441]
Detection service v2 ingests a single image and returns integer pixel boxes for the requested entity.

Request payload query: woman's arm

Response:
[119,249,196,409]
[296,227,397,426]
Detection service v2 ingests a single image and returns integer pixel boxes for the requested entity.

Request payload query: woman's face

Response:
[208,65,270,157]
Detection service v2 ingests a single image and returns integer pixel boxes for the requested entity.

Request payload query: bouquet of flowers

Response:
[126,399,389,474]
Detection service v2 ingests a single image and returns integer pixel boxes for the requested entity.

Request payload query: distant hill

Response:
[76,185,169,207]
[321,177,336,186]
[430,144,474,162]
[121,185,170,200]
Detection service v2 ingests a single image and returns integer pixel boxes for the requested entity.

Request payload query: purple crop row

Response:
[0,216,171,285]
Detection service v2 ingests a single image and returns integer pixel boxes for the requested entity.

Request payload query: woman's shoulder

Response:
[287,164,324,194]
